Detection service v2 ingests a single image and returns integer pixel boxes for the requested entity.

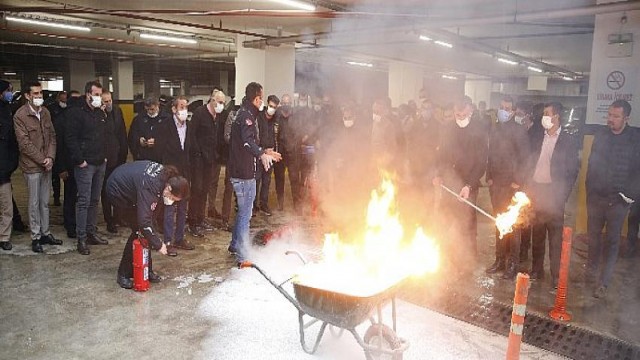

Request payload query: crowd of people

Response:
[0,78,639,297]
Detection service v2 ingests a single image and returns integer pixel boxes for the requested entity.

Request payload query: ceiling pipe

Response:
[243,0,640,48]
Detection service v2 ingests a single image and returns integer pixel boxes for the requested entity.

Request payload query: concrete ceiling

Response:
[0,0,632,81]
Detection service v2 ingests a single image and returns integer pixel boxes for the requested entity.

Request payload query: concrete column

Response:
[235,35,295,104]
[69,60,96,94]
[143,73,161,99]
[112,60,134,101]
[388,61,424,107]
[464,79,492,107]
[576,3,640,235]
[219,71,229,94]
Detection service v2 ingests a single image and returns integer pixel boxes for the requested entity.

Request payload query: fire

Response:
[294,178,440,297]
[495,191,531,239]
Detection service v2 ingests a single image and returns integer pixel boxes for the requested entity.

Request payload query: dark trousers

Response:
[117,206,153,279]
[587,194,629,287]
[273,151,300,209]
[254,163,273,208]
[12,195,23,227]
[101,166,118,227]
[627,202,640,251]
[530,183,563,282]
[441,187,479,261]
[221,165,233,222]
[188,158,212,226]
[52,169,61,202]
[489,184,521,264]
[208,162,222,215]
[63,175,77,232]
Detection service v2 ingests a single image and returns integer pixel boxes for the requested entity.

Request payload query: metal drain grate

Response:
[403,290,640,360]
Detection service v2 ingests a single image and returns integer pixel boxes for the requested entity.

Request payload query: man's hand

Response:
[43,157,53,170]
[139,137,147,147]
[78,161,88,168]
[459,185,471,200]
[432,177,443,186]
[260,153,275,171]
[264,148,282,162]
[59,171,69,181]
[146,138,155,147]
[158,243,168,255]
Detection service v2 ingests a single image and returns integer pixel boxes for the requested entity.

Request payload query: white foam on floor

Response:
[194,240,566,360]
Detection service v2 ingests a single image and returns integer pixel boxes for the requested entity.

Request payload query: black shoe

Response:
[593,285,607,299]
[41,234,63,245]
[199,222,216,232]
[106,224,118,234]
[166,244,178,257]
[117,275,133,289]
[67,229,77,238]
[227,246,238,255]
[53,198,61,206]
[77,240,90,255]
[87,234,108,245]
[148,270,162,283]
[485,258,505,274]
[529,270,545,281]
[189,225,204,237]
[502,263,517,280]
[260,206,272,216]
[32,240,43,253]
[0,241,12,251]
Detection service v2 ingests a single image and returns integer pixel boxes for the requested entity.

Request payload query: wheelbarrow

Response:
[239,251,409,360]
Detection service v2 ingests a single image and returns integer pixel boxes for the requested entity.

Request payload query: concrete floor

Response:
[1,169,638,359]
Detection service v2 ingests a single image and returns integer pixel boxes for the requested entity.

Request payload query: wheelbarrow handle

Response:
[285,250,308,264]
[239,260,302,312]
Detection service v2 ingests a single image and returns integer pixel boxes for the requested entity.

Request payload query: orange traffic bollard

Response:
[506,272,530,360]
[549,227,573,321]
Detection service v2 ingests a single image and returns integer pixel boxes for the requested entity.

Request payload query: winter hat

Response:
[0,79,11,93]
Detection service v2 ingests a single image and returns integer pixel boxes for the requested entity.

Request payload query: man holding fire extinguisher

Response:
[106,160,190,289]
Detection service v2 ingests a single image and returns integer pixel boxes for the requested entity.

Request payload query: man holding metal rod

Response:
[433,96,488,269]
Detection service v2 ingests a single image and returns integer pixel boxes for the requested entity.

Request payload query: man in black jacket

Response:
[0,79,18,250]
[272,94,300,211]
[434,96,488,267]
[485,96,530,279]
[254,94,280,215]
[586,100,640,298]
[160,96,195,256]
[526,102,579,288]
[65,80,109,255]
[228,82,281,261]
[127,96,168,163]
[101,90,128,233]
[47,91,67,206]
[188,91,224,236]
[207,89,230,220]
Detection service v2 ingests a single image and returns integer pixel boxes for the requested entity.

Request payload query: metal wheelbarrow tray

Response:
[240,255,409,360]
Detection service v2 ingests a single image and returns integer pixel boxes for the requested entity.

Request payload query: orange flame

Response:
[495,191,531,239]
[294,178,440,297]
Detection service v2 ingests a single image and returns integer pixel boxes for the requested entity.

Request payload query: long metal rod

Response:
[439,184,497,222]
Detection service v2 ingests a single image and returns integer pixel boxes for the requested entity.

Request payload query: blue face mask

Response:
[497,109,511,123]
[2,91,12,103]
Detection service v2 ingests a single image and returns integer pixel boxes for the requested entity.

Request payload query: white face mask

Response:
[541,115,554,130]
[298,101,308,108]
[343,120,354,128]
[372,114,382,123]
[266,106,276,116]
[497,109,511,123]
[32,98,44,107]
[215,103,224,114]
[59,101,67,109]
[514,115,525,125]
[258,100,265,112]
[163,195,175,206]
[456,117,470,128]
[176,109,188,121]
[148,112,159,119]
[91,95,102,108]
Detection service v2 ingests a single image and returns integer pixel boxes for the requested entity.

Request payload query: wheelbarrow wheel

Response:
[329,325,345,338]
[363,324,402,360]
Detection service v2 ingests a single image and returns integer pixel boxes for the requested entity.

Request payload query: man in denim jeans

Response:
[65,81,109,255]
[227,82,281,261]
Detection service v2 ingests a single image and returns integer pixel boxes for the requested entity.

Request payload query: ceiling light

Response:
[6,16,90,32]
[434,40,453,48]
[4,72,17,76]
[441,75,458,80]
[562,76,574,81]
[498,58,518,65]
[527,66,543,73]
[419,35,432,42]
[140,33,197,44]
[347,61,373,68]
[272,0,316,11]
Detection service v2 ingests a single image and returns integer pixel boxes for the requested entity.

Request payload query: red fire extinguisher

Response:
[132,234,150,292]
